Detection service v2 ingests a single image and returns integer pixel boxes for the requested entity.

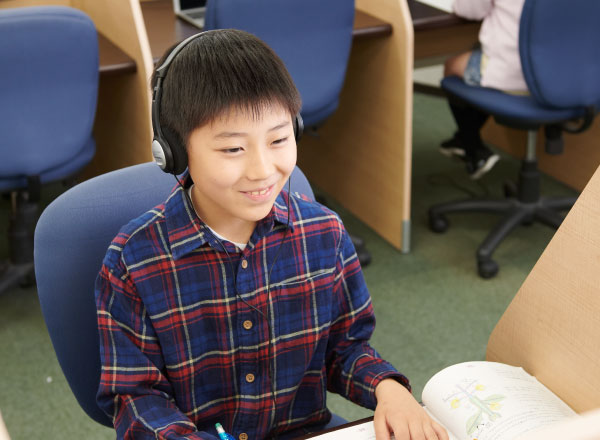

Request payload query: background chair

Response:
[428,0,600,279]
[0,6,98,294]
[34,162,317,427]
[204,0,372,266]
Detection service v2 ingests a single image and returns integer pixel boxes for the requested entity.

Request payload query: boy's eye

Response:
[221,147,242,154]
[272,137,288,145]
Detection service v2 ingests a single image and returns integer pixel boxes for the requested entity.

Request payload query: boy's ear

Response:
[294,113,303,143]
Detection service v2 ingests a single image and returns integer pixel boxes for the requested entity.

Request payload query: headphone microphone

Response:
[151,31,303,175]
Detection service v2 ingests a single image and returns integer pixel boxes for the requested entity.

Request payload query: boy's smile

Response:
[241,184,275,200]
[187,103,297,244]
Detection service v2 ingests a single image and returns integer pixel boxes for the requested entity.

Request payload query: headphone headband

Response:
[154,32,209,80]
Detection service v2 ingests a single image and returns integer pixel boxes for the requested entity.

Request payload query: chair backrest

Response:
[0,6,98,178]
[486,161,600,413]
[34,162,314,426]
[519,0,600,109]
[204,0,355,127]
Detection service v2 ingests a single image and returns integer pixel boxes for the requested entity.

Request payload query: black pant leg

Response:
[448,99,489,157]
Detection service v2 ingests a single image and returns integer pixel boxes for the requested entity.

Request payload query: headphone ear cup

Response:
[294,113,303,143]
[162,126,188,175]
[152,137,174,173]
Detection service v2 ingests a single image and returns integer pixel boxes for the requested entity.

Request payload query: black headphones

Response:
[151,31,304,175]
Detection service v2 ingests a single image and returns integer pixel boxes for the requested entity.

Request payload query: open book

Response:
[308,361,586,440]
[421,361,576,440]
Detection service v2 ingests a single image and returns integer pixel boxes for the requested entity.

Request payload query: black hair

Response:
[150,29,302,150]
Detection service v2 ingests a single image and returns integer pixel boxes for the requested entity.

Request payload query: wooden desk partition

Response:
[298,0,414,252]
[486,164,600,413]
[72,0,155,179]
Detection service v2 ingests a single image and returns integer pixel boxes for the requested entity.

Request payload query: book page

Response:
[423,407,460,440]
[421,362,575,440]
[514,408,600,440]
[304,419,377,440]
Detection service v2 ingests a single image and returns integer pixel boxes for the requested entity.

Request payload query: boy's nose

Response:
[246,148,273,180]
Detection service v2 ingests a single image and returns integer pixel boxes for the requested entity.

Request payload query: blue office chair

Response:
[34,162,317,427]
[0,6,98,293]
[429,0,600,278]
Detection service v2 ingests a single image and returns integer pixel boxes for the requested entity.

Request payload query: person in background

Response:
[440,0,527,180]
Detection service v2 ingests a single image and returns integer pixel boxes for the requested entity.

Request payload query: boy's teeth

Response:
[249,188,268,196]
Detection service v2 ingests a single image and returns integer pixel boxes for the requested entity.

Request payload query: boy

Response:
[95,29,447,440]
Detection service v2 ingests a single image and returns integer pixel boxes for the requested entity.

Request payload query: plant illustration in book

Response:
[444,379,506,436]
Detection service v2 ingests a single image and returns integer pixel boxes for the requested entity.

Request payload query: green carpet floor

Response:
[0,93,577,439]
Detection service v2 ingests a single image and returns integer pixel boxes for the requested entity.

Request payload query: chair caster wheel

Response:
[429,213,449,233]
[478,260,498,279]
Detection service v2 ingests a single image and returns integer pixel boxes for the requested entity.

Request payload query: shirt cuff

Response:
[371,370,412,395]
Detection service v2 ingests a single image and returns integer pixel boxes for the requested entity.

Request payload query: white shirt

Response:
[453,0,528,92]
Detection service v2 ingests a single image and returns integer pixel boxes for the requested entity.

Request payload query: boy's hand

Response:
[374,379,449,440]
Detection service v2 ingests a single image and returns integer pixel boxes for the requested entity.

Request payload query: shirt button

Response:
[241,259,248,269]
[239,433,248,440]
[243,320,253,330]
[245,373,255,383]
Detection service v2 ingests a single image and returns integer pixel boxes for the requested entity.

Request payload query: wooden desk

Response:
[410,0,462,30]
[487,162,600,413]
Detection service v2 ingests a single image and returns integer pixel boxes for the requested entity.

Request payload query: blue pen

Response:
[215,422,236,440]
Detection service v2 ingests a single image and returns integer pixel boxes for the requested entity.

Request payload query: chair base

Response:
[0,189,39,295]
[429,159,576,278]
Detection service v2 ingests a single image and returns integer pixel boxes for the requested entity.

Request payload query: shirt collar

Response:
[164,174,294,260]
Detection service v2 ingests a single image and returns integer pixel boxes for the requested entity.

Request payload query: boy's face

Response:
[187,103,297,242]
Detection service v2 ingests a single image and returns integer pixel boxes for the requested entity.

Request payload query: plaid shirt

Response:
[95,179,409,440]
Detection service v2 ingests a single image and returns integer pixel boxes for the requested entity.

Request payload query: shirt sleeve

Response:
[452,0,493,20]
[95,255,216,440]
[324,227,410,409]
